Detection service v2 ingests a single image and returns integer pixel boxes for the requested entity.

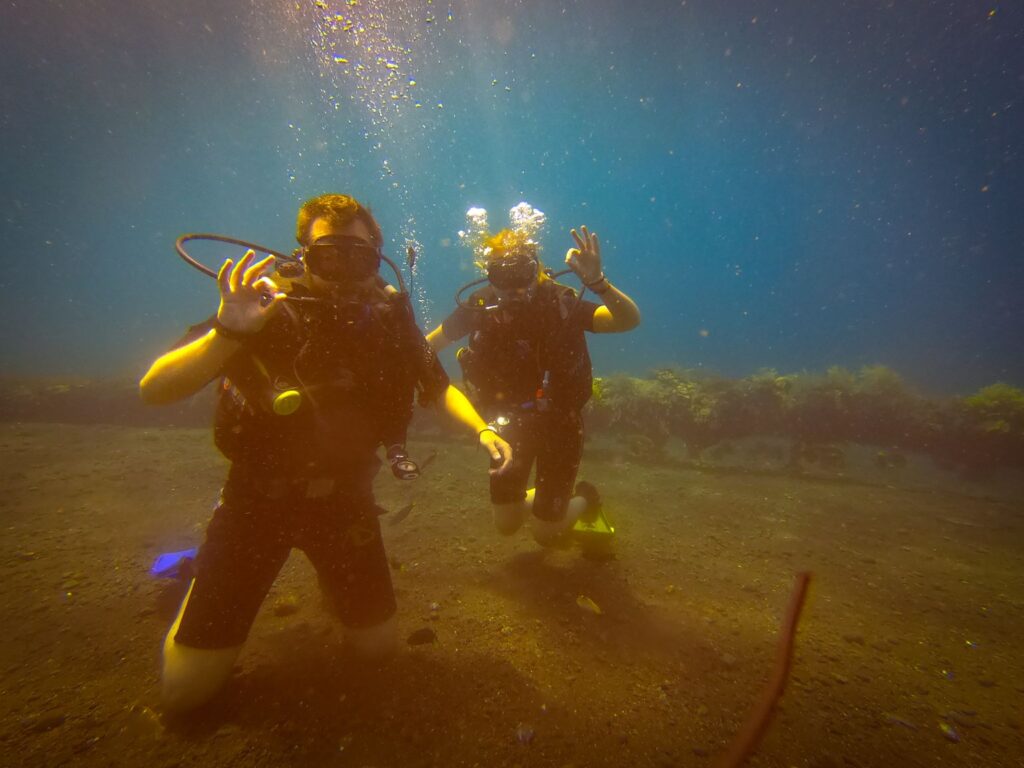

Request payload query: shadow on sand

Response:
[484,549,721,667]
[161,621,566,764]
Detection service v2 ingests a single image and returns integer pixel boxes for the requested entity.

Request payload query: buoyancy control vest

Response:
[457,280,592,412]
[214,286,443,477]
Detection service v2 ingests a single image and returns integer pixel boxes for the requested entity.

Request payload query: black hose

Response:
[175,232,407,294]
[453,276,492,309]
[454,267,589,316]
[175,233,299,278]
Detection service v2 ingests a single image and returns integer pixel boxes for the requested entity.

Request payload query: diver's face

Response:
[304,216,379,295]
[487,254,539,303]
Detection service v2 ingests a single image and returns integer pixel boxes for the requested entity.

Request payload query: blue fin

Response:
[150,547,198,578]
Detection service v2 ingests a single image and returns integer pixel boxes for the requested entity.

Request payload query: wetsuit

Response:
[441,280,599,522]
[172,289,448,649]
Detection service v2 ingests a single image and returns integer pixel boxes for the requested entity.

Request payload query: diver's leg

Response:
[161,484,291,714]
[302,493,400,660]
[489,415,537,535]
[532,495,588,545]
[492,487,534,535]
[161,581,242,714]
[531,410,587,545]
[346,613,400,659]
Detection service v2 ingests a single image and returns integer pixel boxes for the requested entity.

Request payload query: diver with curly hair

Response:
[427,203,640,545]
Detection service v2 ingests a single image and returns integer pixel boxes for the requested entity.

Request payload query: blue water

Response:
[1,0,1021,394]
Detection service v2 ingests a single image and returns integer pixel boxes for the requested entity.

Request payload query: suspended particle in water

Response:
[333,56,349,64]
[516,723,535,745]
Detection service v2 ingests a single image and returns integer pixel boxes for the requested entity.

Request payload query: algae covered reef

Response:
[587,366,1024,480]
[0,376,214,428]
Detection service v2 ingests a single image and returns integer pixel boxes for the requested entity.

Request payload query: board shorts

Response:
[174,466,396,649]
[488,407,584,522]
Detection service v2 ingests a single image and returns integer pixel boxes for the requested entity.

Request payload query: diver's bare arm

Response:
[564,225,640,333]
[426,326,451,352]
[590,282,641,333]
[139,331,239,405]
[438,384,513,473]
[440,384,489,435]
[141,251,284,405]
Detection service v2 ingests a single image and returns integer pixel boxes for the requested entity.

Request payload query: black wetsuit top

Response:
[175,289,448,481]
[440,280,599,413]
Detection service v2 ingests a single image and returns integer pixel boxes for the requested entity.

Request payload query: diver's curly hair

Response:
[295,193,383,247]
[483,229,538,262]
[460,202,546,272]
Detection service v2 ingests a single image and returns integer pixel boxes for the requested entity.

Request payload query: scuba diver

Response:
[426,203,640,546]
[139,193,512,714]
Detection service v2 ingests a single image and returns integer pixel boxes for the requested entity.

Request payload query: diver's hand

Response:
[216,250,286,336]
[565,225,604,286]
[480,430,513,476]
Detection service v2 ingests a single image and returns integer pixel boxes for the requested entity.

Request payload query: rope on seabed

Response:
[715,571,813,768]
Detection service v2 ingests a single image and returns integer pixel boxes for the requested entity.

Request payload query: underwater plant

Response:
[584,365,1024,475]
[589,368,749,459]
[650,368,731,458]
[945,383,1024,473]
[587,373,672,451]
[847,365,925,445]
[962,382,1024,434]
[729,368,793,436]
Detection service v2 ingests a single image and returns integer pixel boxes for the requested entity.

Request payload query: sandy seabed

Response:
[1,422,1022,768]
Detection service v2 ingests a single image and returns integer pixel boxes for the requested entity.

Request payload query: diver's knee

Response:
[492,502,527,535]
[346,614,399,660]
[160,637,241,714]
[492,489,533,535]
[531,496,584,546]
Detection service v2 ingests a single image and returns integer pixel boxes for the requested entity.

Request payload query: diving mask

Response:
[486,254,539,291]
[304,234,381,282]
